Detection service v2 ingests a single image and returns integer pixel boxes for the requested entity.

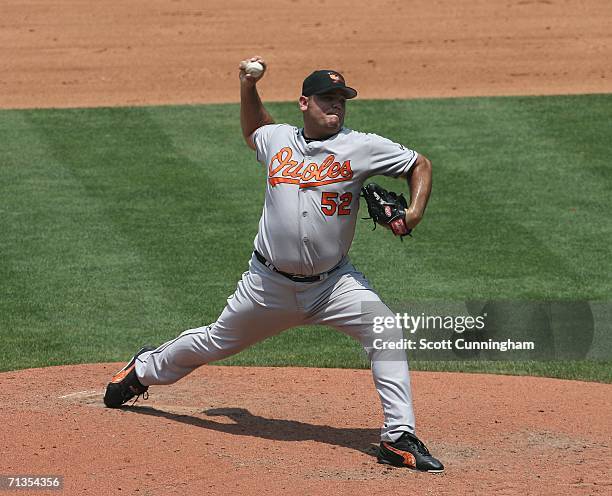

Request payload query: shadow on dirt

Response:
[125,405,380,456]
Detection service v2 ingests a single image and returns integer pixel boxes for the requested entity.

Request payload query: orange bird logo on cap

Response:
[329,72,343,83]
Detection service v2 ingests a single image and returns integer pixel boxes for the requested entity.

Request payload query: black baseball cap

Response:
[302,70,358,99]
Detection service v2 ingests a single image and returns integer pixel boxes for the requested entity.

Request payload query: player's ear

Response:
[298,95,309,112]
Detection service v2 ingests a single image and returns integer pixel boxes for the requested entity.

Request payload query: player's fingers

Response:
[239,56,257,69]
[250,55,267,68]
[239,56,266,72]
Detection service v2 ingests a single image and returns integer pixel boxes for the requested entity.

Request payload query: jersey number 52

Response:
[321,192,352,216]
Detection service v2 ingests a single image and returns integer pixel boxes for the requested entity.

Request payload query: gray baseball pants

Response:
[135,253,415,442]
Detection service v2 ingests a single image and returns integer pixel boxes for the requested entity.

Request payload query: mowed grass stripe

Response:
[1,95,610,380]
[20,107,249,323]
[506,96,612,294]
[0,111,191,368]
[419,97,586,299]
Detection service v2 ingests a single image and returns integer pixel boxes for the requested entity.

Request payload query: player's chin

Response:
[325,115,343,130]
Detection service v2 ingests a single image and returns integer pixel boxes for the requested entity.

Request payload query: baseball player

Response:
[104,56,443,472]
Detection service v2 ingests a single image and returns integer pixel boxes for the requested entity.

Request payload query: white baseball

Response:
[245,61,264,78]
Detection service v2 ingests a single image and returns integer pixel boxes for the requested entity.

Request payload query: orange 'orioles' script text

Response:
[268,147,353,188]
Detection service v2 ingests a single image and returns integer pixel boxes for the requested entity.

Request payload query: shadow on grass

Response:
[125,405,380,457]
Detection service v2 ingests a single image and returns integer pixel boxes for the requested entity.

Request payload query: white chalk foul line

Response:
[58,390,99,399]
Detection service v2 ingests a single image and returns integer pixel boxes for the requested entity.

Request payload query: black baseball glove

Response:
[361,182,412,239]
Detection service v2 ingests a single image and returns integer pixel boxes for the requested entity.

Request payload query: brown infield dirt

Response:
[1,0,611,494]
[1,365,610,495]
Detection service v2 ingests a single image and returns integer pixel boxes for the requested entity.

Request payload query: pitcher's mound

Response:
[1,365,610,495]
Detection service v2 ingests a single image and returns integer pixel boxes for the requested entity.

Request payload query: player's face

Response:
[300,90,347,138]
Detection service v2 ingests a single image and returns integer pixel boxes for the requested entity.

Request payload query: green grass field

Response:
[1,94,610,381]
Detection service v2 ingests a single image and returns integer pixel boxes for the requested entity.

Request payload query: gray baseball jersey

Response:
[252,124,418,275]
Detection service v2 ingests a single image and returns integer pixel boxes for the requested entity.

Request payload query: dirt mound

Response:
[1,364,609,495]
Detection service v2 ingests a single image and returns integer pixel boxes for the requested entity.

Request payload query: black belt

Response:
[254,250,340,283]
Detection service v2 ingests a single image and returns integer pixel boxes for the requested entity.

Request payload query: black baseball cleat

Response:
[103,346,155,408]
[378,431,444,472]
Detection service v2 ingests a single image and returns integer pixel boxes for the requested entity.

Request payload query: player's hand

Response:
[239,56,267,86]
